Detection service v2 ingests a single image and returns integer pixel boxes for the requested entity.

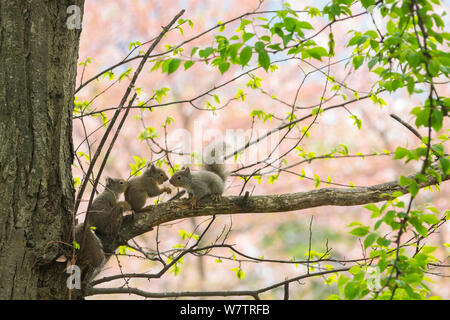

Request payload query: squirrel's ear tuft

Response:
[105,177,113,185]
[148,163,156,170]
[184,167,190,174]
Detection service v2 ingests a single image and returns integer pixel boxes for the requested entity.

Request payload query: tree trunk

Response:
[0,0,84,299]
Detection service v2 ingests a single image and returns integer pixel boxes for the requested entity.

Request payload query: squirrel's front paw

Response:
[118,201,131,212]
[188,197,198,209]
[163,187,172,194]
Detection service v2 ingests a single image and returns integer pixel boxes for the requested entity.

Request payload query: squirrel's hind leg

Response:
[188,196,198,209]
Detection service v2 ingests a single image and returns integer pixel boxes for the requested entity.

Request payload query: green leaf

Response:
[344,281,360,300]
[231,267,245,280]
[118,245,135,255]
[239,19,251,30]
[329,3,341,17]
[407,52,421,68]
[254,41,265,52]
[314,175,321,188]
[282,34,292,47]
[364,204,379,213]
[410,218,428,237]
[348,33,361,47]
[377,237,391,247]
[240,46,253,66]
[357,35,369,46]
[386,20,396,34]
[350,115,362,130]
[335,144,348,155]
[350,226,369,237]
[283,17,298,32]
[364,30,378,39]
[268,174,279,184]
[368,57,378,70]
[168,59,181,74]
[72,241,80,250]
[287,47,302,55]
[243,32,255,42]
[409,180,419,197]
[198,47,213,58]
[394,147,409,160]
[428,59,440,76]
[431,109,443,132]
[73,177,81,188]
[258,50,270,71]
[119,67,132,81]
[360,0,375,9]
[347,221,363,228]
[352,56,364,70]
[440,157,450,174]
[422,214,440,225]
[406,76,415,94]
[103,70,115,80]
[364,233,378,249]
[190,47,199,57]
[184,60,194,70]
[328,32,335,56]
[392,191,404,198]
[337,274,350,295]
[139,126,158,141]
[219,62,230,74]
[348,265,361,275]
[297,21,314,30]
[307,46,328,61]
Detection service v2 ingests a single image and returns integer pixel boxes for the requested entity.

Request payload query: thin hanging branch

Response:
[74,9,186,215]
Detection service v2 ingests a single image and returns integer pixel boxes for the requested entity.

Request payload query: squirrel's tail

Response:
[202,140,228,182]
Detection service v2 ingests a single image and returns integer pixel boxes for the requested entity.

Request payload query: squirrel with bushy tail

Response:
[169,141,228,208]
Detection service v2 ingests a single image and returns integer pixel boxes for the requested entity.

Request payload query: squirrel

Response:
[169,141,228,208]
[74,224,106,283]
[85,177,129,237]
[75,177,128,285]
[125,164,171,212]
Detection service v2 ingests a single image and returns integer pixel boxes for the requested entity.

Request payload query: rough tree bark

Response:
[0,1,84,299]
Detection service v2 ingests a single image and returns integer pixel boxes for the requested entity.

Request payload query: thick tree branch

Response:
[117,167,448,243]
